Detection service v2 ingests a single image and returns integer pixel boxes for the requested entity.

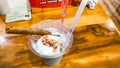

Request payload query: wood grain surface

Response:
[0,3,120,68]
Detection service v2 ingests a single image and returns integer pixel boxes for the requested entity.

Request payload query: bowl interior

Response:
[28,20,73,59]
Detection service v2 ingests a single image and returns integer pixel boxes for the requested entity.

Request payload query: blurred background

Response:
[99,0,120,30]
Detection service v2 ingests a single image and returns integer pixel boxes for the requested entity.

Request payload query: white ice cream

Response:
[31,28,66,56]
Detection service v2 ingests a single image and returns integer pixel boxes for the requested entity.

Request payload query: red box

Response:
[29,0,72,8]
[29,0,72,13]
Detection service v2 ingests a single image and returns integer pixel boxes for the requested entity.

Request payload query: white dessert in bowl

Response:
[28,20,73,66]
[32,28,66,56]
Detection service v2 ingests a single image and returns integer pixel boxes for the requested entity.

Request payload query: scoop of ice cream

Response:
[31,28,66,56]
[36,35,61,55]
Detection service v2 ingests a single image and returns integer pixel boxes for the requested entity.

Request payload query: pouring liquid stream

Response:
[61,0,68,24]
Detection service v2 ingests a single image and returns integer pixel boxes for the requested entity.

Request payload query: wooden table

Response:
[0,3,120,68]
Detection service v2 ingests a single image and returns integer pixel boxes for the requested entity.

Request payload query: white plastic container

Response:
[0,0,10,15]
[28,20,73,66]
